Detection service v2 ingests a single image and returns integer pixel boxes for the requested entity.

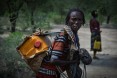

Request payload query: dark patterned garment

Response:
[36,26,92,78]
[90,18,100,33]
[36,30,71,78]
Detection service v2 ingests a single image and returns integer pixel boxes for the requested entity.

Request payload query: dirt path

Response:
[79,28,117,78]
[51,25,117,78]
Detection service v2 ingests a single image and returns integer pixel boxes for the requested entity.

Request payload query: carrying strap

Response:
[81,64,87,78]
[64,26,80,50]
[64,26,87,78]
[50,26,87,78]
[64,26,80,60]
[56,26,79,78]
[56,66,69,78]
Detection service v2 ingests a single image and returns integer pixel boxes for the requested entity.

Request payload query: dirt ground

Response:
[50,25,117,78]
[79,28,117,78]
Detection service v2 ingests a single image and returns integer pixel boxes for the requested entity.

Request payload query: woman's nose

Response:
[75,21,78,24]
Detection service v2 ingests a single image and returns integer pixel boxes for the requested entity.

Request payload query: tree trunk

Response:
[31,10,36,33]
[106,15,111,24]
[26,0,36,33]
[11,21,16,32]
[10,12,18,32]
[7,0,24,32]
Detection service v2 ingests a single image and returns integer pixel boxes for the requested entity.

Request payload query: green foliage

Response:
[47,12,65,24]
[0,32,29,77]
[111,15,117,27]
[34,12,51,29]
[17,3,31,31]
[0,26,4,34]
[0,0,7,16]
[53,15,63,24]
[112,16,117,23]
[98,0,117,23]
[0,0,117,32]
[98,14,106,24]
[0,31,36,78]
[0,17,11,34]
[0,32,23,60]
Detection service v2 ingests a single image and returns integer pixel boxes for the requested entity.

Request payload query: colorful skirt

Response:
[36,67,60,78]
[36,72,60,78]
[90,32,102,52]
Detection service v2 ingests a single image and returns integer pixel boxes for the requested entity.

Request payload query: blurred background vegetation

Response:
[0,0,117,78]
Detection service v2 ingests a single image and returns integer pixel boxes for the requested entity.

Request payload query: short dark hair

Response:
[91,10,98,18]
[65,8,85,25]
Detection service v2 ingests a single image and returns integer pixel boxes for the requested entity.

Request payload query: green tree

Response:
[7,0,24,32]
[99,0,117,24]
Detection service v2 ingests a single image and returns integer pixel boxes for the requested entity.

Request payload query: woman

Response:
[90,10,102,59]
[36,8,91,78]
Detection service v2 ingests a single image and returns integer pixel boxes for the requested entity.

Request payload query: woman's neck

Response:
[73,31,77,35]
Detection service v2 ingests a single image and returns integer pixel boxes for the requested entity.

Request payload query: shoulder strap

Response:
[64,26,79,50]
[64,25,80,61]
[63,26,75,43]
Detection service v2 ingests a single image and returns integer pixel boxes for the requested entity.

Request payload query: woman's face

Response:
[68,11,83,33]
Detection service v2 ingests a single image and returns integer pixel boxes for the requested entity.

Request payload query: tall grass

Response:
[0,32,34,78]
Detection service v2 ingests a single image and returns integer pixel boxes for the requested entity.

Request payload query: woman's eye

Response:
[78,18,81,21]
[72,18,77,21]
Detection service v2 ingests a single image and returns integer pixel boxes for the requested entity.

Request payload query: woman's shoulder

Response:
[59,28,68,36]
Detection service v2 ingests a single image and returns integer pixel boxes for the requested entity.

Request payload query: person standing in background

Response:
[90,10,102,59]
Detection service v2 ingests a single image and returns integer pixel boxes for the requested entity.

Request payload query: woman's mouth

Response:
[73,25,78,28]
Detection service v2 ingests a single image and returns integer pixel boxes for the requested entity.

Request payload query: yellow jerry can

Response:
[93,40,101,50]
[17,35,51,59]
[16,34,51,73]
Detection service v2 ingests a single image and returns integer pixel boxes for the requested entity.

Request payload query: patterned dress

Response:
[36,30,71,78]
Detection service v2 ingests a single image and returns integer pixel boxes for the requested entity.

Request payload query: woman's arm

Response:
[49,55,77,65]
[47,31,76,65]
